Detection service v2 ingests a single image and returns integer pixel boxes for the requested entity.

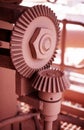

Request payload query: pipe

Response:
[0,113,38,128]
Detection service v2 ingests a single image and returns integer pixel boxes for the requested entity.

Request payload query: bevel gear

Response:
[32,68,70,93]
[10,5,60,78]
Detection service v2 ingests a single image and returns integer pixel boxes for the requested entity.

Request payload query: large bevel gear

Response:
[32,68,70,93]
[10,5,60,78]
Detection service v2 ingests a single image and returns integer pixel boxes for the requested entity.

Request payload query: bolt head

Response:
[29,27,53,59]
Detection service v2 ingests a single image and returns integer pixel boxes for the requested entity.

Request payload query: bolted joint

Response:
[29,27,52,59]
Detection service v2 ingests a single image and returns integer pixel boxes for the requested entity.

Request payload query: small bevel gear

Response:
[32,68,70,93]
[10,5,60,78]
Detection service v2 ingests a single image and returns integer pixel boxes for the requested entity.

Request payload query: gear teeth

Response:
[41,5,45,16]
[11,43,21,48]
[32,7,38,17]
[13,58,24,66]
[27,8,35,20]
[11,36,22,42]
[12,54,22,59]
[46,6,50,16]
[12,30,24,37]
[33,76,42,89]
[20,66,35,78]
[18,17,28,28]
[14,25,25,33]
[21,14,30,24]
[45,5,49,16]
[38,77,45,91]
[12,52,22,57]
[32,68,70,93]
[11,31,23,41]
[36,5,42,16]
[42,5,46,16]
[39,5,45,16]
[24,10,33,23]
[20,67,31,77]
[28,69,36,78]
[12,56,24,62]
[37,5,43,16]
[12,46,22,52]
[16,21,26,30]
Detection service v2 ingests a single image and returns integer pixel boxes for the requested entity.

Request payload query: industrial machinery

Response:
[10,3,69,130]
[0,0,84,130]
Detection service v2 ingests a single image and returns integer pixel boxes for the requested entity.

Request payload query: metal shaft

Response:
[44,121,53,130]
